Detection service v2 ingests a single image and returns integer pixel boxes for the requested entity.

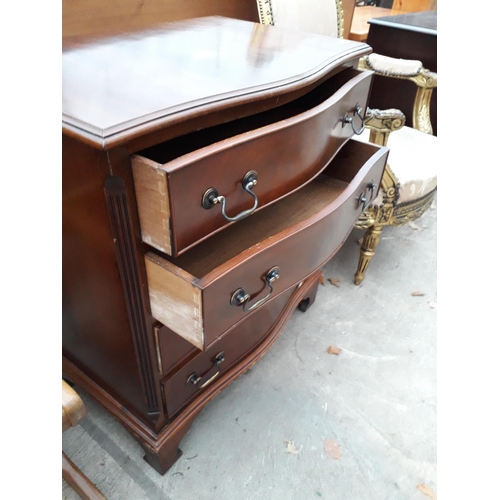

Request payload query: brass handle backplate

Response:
[357,182,377,211]
[342,104,365,135]
[187,351,225,389]
[230,266,280,313]
[202,170,259,222]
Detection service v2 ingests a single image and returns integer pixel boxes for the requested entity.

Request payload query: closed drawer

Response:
[145,139,388,351]
[161,281,303,418]
[132,68,373,257]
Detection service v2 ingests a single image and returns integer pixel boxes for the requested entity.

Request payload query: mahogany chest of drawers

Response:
[62,16,388,474]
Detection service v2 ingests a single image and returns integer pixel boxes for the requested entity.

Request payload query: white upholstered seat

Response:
[359,125,437,206]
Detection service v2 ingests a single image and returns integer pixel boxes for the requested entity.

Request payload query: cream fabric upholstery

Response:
[269,0,339,37]
[359,126,438,205]
[364,53,422,77]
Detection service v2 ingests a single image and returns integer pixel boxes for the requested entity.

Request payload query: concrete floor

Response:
[63,199,437,500]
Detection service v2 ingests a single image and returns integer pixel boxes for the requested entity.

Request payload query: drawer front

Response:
[162,282,300,418]
[132,69,373,256]
[201,141,387,346]
[146,139,388,350]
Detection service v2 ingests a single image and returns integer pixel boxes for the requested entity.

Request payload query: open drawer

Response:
[161,279,314,418]
[132,68,373,257]
[145,139,388,350]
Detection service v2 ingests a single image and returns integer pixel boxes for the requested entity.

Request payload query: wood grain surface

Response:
[145,139,388,349]
[62,16,371,147]
[348,6,408,42]
[62,380,87,432]
[162,283,299,417]
[62,15,380,475]
[132,68,373,255]
[62,453,107,500]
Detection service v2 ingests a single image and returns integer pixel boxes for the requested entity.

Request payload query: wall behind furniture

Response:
[392,0,437,11]
[63,0,259,39]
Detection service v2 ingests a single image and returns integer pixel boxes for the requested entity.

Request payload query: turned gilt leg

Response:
[354,225,383,285]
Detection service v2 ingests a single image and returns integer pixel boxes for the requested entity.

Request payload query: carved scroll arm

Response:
[359,54,437,135]
[362,107,405,209]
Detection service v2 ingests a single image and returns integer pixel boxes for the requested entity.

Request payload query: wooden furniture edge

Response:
[199,142,388,286]
[62,380,87,432]
[62,269,322,474]
[62,452,107,500]
[62,46,371,150]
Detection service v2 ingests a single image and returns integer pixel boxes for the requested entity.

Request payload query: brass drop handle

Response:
[202,170,259,222]
[357,182,377,211]
[342,104,365,135]
[230,266,280,313]
[187,351,225,389]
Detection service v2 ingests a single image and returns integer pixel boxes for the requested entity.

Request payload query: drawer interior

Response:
[156,139,375,279]
[136,68,362,164]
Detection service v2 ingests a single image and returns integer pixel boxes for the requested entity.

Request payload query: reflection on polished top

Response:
[368,10,437,35]
[62,16,370,145]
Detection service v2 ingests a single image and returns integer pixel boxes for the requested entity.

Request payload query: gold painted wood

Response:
[411,72,437,134]
[355,224,382,285]
[256,0,274,25]
[364,107,406,146]
[353,56,437,284]
[336,0,345,38]
[359,56,437,135]
[354,189,434,281]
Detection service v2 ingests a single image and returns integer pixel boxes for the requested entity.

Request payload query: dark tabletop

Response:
[368,10,437,35]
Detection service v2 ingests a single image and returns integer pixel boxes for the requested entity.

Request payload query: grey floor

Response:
[63,199,437,500]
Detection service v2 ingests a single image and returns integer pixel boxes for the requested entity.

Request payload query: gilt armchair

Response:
[354,53,437,284]
[256,0,437,285]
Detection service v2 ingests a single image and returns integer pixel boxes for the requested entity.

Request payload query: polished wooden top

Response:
[348,6,408,42]
[62,16,370,148]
